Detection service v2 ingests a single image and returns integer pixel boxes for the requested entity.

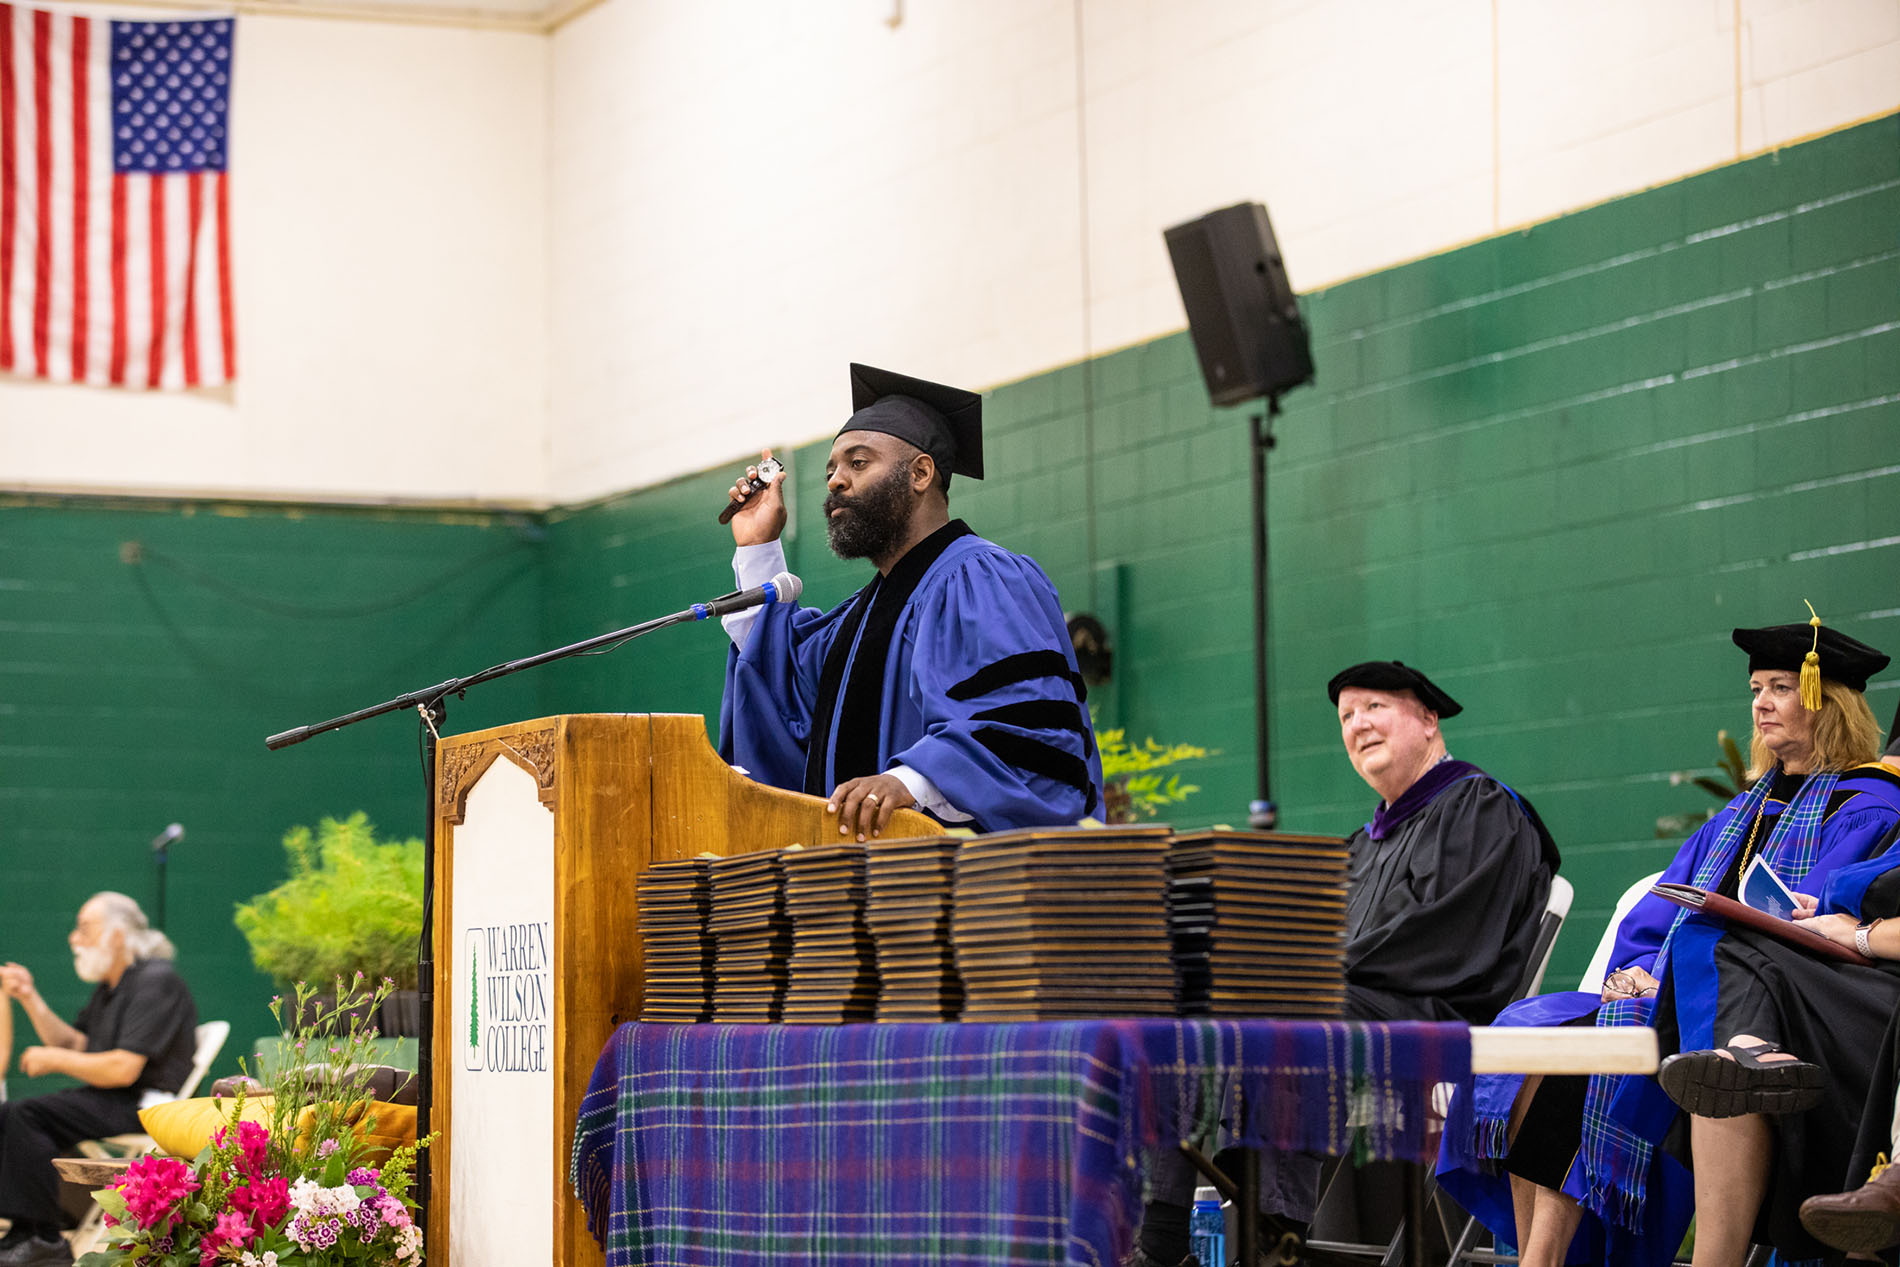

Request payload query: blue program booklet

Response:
[1741,855,1801,920]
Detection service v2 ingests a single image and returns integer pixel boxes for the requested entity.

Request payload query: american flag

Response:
[0,4,234,389]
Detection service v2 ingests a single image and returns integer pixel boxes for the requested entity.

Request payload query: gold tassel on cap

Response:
[1801,599,1824,711]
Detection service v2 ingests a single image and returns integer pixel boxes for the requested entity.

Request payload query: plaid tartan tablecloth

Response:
[571,1019,1468,1267]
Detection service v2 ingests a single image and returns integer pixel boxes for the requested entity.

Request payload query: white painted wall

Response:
[5,0,1895,505]
[547,0,1900,504]
[0,13,549,503]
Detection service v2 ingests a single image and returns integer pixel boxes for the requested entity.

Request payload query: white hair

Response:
[87,891,176,962]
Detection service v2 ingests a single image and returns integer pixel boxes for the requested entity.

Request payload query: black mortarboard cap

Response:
[1731,619,1888,693]
[841,363,984,480]
[1326,660,1463,719]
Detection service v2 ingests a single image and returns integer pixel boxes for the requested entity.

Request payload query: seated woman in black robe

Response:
[1654,842,1900,1265]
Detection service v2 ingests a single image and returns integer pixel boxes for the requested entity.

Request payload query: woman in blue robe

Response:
[1437,614,1900,1267]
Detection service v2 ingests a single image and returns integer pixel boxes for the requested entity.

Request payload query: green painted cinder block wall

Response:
[3,117,1895,1077]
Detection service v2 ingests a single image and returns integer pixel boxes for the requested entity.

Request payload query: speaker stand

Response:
[1247,402,1280,831]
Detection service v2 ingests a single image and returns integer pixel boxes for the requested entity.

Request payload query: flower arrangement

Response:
[81,976,435,1267]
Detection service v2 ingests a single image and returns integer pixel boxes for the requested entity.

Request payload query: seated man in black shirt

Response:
[0,892,198,1267]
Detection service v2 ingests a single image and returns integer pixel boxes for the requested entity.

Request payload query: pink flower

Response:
[229,1176,290,1237]
[316,1138,340,1159]
[214,1119,270,1179]
[114,1155,199,1230]
[376,1192,412,1230]
[199,1210,255,1264]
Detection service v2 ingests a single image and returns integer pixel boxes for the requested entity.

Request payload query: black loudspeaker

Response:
[1163,202,1314,407]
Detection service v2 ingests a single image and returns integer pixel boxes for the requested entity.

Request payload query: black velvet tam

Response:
[1731,622,1889,690]
[1326,660,1462,719]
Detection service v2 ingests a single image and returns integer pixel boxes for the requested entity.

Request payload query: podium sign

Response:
[447,757,556,1266]
[428,713,939,1266]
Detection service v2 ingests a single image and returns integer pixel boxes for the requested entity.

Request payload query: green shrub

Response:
[233,812,424,990]
[1097,727,1214,823]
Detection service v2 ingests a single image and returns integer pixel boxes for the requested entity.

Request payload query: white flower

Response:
[289,1176,322,1214]
[291,1177,364,1219]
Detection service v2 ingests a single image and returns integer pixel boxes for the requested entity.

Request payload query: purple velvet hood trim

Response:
[1364,759,1483,841]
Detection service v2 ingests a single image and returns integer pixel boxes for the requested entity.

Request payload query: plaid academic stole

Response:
[1578,766,1841,1230]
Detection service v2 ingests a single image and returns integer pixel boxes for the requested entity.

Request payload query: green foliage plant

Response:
[234,813,424,990]
[1097,727,1215,822]
[1655,730,1749,838]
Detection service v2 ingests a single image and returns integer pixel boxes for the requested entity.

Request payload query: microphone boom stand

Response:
[263,594,757,1224]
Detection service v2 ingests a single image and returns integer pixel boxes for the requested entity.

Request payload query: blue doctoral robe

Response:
[718,520,1104,831]
[1437,762,1900,1267]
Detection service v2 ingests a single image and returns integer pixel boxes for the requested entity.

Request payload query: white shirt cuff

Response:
[889,764,972,823]
[723,540,791,644]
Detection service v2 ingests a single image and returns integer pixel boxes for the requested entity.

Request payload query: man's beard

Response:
[73,941,114,983]
[824,462,915,561]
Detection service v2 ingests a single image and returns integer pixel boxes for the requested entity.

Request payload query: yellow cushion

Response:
[139,1097,416,1163]
[295,1100,417,1165]
[138,1096,273,1159]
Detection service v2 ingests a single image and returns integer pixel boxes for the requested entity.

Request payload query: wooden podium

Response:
[426,713,938,1267]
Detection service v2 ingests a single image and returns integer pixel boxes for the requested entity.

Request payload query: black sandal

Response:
[1657,1041,1826,1118]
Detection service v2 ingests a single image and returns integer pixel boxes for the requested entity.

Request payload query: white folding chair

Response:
[1577,872,1665,995]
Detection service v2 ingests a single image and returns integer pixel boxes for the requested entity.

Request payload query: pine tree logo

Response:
[463,929,484,1071]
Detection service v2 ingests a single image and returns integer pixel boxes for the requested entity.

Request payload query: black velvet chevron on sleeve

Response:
[948,650,1086,703]
[974,727,1099,815]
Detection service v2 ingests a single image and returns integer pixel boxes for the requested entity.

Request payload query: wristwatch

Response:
[1856,918,1882,958]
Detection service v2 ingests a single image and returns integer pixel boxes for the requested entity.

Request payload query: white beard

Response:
[73,942,115,983]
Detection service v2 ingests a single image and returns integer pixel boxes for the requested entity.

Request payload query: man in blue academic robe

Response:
[717,363,1103,840]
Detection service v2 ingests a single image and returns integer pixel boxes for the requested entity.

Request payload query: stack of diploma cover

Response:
[1167,830,1350,1018]
[780,844,881,1023]
[708,849,795,1022]
[864,835,965,1021]
[634,856,715,1022]
[951,826,1176,1022]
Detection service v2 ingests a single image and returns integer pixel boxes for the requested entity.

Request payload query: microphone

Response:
[151,823,184,853]
[717,457,784,525]
[690,572,802,621]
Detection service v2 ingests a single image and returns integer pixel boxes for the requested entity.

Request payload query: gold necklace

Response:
[1735,798,1771,874]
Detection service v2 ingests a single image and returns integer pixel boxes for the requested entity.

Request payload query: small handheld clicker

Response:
[717,457,784,525]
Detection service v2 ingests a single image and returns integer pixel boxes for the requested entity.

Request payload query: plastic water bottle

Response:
[1189,1185,1225,1267]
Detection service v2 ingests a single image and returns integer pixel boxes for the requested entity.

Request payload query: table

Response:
[571,1019,1469,1267]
